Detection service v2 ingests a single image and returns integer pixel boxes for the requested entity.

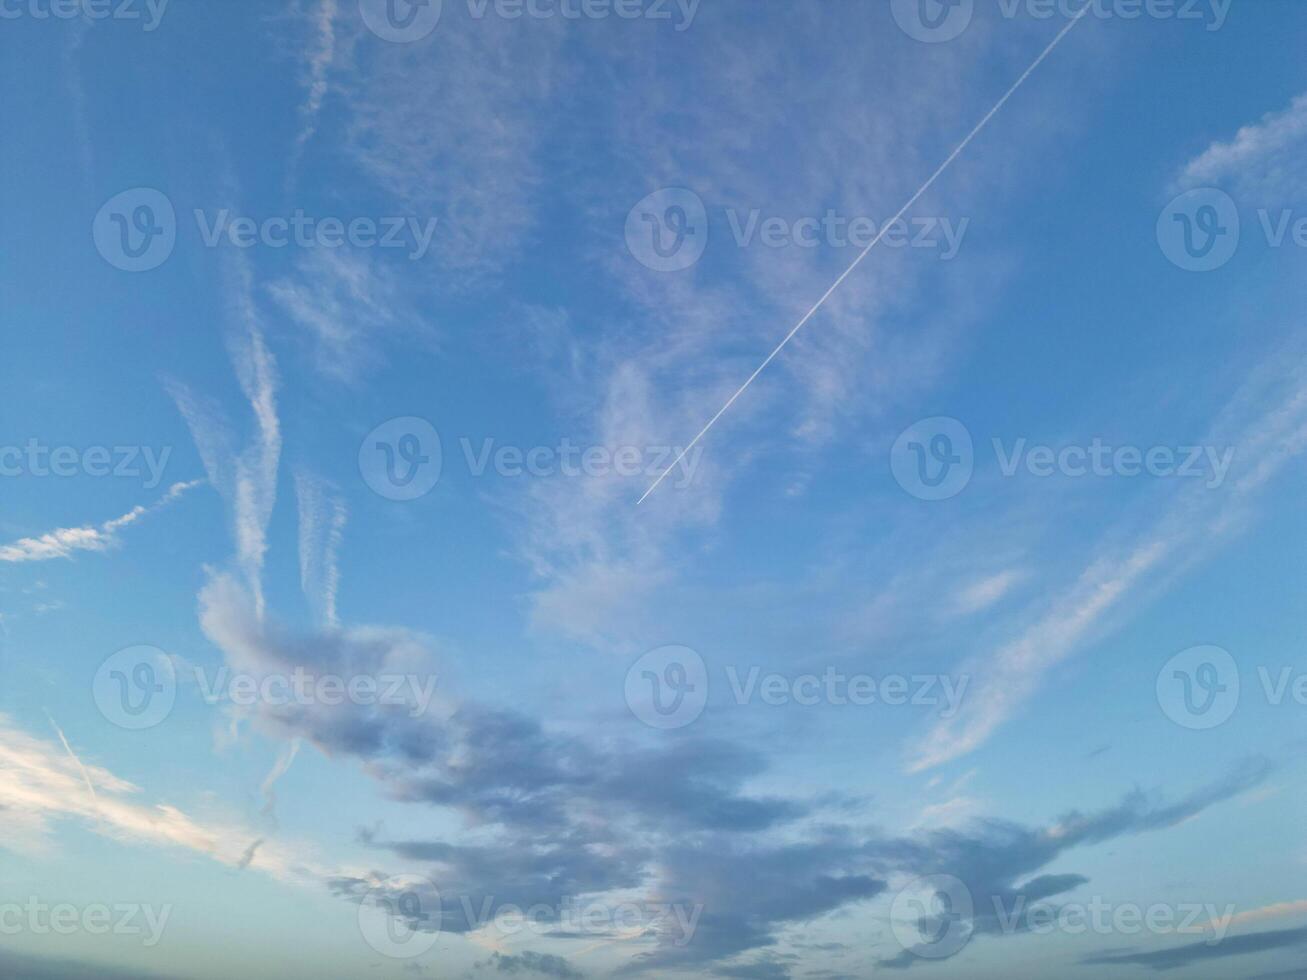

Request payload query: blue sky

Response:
[3,1,1307,978]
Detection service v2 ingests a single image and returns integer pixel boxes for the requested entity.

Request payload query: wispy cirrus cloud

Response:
[0,713,354,888]
[1178,91,1307,199]
[168,253,281,619]
[266,247,411,384]
[293,0,338,155]
[0,480,200,564]
[1081,925,1307,972]
[910,349,1307,771]
[294,471,346,628]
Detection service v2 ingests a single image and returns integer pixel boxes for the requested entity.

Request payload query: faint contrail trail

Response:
[638,8,1092,505]
[47,712,101,812]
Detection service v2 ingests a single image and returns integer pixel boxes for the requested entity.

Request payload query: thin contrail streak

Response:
[47,711,101,811]
[637,9,1091,505]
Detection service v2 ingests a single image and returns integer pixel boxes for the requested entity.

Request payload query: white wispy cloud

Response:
[294,0,338,154]
[0,714,351,886]
[169,252,282,619]
[910,351,1307,771]
[331,9,566,281]
[294,471,346,628]
[1178,91,1307,198]
[953,569,1026,615]
[266,248,409,383]
[511,12,1096,645]
[0,480,200,564]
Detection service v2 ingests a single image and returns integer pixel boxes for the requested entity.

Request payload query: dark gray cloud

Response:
[711,955,796,980]
[871,759,1274,968]
[1081,926,1307,971]
[198,576,1272,977]
[475,951,584,978]
[627,834,886,973]
[0,950,186,980]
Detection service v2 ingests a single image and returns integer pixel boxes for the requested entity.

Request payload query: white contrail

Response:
[46,712,100,812]
[637,9,1091,505]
